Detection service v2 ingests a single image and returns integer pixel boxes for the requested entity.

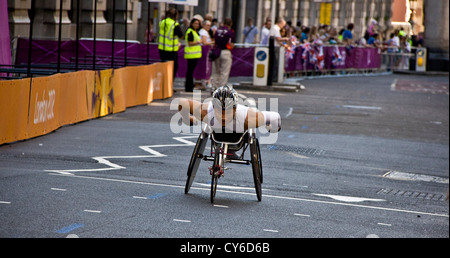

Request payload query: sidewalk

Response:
[173,76,304,93]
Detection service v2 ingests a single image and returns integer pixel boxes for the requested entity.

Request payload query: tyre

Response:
[210,144,221,203]
[185,132,208,194]
[256,138,263,184]
[250,136,262,201]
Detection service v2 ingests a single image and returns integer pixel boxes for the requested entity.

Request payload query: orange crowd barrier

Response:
[0,61,174,145]
[0,78,31,143]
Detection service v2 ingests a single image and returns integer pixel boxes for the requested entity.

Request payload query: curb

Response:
[232,81,304,92]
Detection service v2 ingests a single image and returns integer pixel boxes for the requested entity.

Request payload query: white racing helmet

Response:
[212,85,238,110]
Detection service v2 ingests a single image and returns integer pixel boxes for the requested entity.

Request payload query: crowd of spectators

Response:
[274,18,423,54]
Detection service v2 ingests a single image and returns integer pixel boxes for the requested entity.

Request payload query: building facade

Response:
[6,0,448,57]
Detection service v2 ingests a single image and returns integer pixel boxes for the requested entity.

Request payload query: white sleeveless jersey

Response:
[206,102,249,133]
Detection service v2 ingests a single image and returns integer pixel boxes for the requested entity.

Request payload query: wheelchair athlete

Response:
[177,85,281,136]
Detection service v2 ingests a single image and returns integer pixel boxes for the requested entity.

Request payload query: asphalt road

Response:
[0,73,448,240]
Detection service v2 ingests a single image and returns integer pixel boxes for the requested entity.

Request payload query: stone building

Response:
[6,0,449,69]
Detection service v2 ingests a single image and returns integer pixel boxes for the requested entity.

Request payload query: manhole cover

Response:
[266,145,325,155]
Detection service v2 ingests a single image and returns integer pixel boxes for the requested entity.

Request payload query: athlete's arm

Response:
[178,98,208,126]
[245,108,281,132]
[261,111,281,132]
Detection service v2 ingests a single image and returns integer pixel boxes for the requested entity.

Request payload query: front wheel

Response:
[185,132,208,194]
[250,137,262,201]
[210,144,222,203]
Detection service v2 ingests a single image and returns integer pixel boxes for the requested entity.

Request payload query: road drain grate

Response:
[266,145,325,155]
[377,188,447,201]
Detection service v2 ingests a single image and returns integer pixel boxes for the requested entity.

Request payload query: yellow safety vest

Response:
[158,18,179,52]
[184,28,202,59]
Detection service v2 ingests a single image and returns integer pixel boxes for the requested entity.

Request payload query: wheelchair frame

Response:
[184,124,263,203]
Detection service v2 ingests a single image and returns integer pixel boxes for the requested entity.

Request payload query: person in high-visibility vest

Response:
[158,7,183,80]
[184,18,202,92]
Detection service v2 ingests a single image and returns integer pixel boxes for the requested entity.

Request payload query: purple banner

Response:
[285,44,382,72]
[15,38,381,79]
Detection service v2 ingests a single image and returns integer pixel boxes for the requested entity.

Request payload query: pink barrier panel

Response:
[15,38,381,79]
[285,45,382,72]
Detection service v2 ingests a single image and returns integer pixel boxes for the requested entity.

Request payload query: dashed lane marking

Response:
[83,210,102,213]
[49,173,449,218]
[51,188,67,191]
[294,213,311,217]
[173,219,191,223]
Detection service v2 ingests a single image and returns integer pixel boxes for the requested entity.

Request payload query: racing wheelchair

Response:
[184,124,263,203]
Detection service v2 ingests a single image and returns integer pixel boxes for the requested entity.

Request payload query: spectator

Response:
[367,33,379,47]
[184,18,203,92]
[392,29,400,48]
[327,27,338,44]
[386,33,399,53]
[158,7,183,80]
[199,20,214,46]
[199,20,214,89]
[367,19,377,37]
[145,19,154,43]
[270,17,290,48]
[204,13,216,37]
[179,18,190,35]
[309,26,319,42]
[398,27,406,37]
[337,28,345,43]
[342,23,354,45]
[399,35,411,53]
[211,18,218,33]
[294,21,302,39]
[300,27,310,43]
[269,17,290,82]
[212,17,235,88]
[411,34,423,47]
[260,18,272,46]
[285,21,294,37]
[243,18,258,45]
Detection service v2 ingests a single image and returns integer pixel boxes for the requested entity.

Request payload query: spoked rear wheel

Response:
[185,132,208,194]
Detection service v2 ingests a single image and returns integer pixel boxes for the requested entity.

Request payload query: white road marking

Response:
[263,229,279,233]
[294,213,311,217]
[133,196,148,200]
[284,151,309,159]
[312,193,385,203]
[45,135,198,175]
[50,173,449,218]
[195,183,257,191]
[84,209,102,213]
[213,204,229,208]
[390,79,398,91]
[285,107,293,118]
[173,219,191,223]
[51,188,67,191]
[341,105,382,110]
[0,201,11,204]
[377,223,392,227]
